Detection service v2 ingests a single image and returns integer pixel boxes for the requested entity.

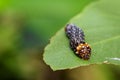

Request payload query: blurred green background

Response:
[0,0,120,80]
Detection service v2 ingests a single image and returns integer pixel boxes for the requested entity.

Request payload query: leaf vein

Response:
[91,35,120,46]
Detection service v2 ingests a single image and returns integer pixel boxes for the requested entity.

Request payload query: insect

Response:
[65,24,91,60]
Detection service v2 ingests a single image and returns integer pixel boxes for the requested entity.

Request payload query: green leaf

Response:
[44,0,120,70]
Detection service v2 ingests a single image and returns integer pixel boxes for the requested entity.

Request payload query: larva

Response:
[65,24,91,60]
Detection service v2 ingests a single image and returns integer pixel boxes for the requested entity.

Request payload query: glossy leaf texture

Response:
[44,0,120,70]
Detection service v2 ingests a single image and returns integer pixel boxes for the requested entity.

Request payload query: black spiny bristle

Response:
[65,24,85,51]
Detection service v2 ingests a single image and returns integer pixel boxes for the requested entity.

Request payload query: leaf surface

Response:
[44,0,120,70]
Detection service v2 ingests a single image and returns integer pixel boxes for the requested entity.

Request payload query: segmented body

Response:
[65,24,91,60]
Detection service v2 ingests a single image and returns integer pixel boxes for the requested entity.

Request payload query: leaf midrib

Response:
[91,35,120,46]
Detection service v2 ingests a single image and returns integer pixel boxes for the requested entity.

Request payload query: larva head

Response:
[76,43,91,60]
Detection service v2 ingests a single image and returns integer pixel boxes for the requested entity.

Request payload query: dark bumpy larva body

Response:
[65,24,91,60]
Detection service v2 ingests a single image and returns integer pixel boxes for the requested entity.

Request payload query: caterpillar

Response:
[65,24,91,60]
